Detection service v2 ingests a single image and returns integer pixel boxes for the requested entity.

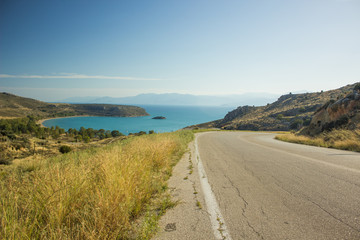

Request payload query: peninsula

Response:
[0,92,149,119]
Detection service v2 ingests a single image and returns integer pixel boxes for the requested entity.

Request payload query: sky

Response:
[0,0,359,102]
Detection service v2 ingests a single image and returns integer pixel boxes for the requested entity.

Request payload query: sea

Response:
[42,105,234,135]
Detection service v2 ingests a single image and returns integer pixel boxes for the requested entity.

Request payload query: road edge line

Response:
[195,134,232,240]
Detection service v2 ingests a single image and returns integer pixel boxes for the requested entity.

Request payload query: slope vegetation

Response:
[0,92,149,118]
[0,131,194,239]
[199,83,357,131]
[301,84,360,135]
[276,83,360,152]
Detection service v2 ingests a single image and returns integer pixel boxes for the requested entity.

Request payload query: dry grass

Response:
[275,129,360,152]
[0,130,194,239]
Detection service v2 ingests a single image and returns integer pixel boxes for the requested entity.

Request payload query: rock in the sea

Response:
[152,116,166,120]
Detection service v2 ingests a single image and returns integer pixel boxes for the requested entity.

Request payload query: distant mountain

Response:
[0,92,149,119]
[190,83,359,131]
[61,93,279,107]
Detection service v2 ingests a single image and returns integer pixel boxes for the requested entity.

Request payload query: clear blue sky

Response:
[1,0,359,101]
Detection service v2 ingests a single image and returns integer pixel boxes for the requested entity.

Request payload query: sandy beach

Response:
[37,115,90,127]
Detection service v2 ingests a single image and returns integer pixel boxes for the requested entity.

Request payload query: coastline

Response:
[37,113,151,128]
[37,115,90,127]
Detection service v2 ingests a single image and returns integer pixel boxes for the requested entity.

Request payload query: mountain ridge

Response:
[60,92,279,107]
[0,92,149,119]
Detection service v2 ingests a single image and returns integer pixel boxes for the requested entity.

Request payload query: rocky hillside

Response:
[194,83,358,131]
[0,92,149,118]
[300,84,360,136]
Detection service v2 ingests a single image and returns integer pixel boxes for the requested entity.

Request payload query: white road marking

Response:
[195,134,232,240]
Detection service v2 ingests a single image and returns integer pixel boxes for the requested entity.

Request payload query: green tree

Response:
[83,136,90,143]
[105,130,112,138]
[86,128,95,138]
[76,135,83,142]
[111,130,123,137]
[79,127,86,136]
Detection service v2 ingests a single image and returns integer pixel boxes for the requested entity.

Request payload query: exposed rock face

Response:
[301,88,360,136]
[221,105,256,123]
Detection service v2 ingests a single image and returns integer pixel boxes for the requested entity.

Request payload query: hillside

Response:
[275,84,360,152]
[0,92,149,119]
[300,83,360,136]
[193,83,358,131]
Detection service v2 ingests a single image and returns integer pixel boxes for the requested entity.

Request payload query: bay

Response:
[42,105,233,134]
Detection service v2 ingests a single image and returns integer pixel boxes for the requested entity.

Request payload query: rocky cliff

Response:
[300,84,360,136]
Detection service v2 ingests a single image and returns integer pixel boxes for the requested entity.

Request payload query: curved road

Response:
[197,131,360,240]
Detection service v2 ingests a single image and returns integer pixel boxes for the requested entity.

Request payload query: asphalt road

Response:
[197,131,360,240]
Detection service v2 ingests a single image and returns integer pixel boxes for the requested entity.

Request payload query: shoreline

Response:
[37,114,147,127]
[37,115,90,127]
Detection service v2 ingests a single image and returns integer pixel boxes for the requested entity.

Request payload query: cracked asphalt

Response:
[197,131,360,239]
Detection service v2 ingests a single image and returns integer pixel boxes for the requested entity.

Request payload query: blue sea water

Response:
[42,105,233,135]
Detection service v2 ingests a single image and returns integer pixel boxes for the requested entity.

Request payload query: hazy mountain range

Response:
[60,93,280,107]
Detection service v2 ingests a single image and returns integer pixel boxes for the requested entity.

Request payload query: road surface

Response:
[196,131,360,239]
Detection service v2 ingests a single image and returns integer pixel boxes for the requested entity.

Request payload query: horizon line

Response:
[0,73,162,81]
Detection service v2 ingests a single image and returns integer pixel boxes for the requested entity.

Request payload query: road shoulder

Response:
[154,139,214,240]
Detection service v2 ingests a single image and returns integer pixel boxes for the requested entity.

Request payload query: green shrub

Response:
[59,145,71,154]
[0,157,10,165]
[276,114,284,120]
[290,119,303,130]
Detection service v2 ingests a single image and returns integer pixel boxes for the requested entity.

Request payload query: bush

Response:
[354,83,360,91]
[59,145,71,154]
[303,118,311,126]
[0,157,10,165]
[290,119,303,130]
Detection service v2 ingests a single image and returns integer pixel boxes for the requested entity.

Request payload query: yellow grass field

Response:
[0,130,194,239]
[275,129,360,152]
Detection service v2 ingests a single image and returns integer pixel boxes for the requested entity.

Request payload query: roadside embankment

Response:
[275,129,360,152]
[0,130,193,239]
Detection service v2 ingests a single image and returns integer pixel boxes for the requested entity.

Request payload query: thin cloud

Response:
[0,73,162,81]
